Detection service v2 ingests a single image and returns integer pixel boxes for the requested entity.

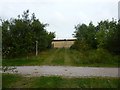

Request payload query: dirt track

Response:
[2,66,119,77]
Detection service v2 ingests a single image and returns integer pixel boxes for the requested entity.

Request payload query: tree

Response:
[2,10,55,58]
[107,22,120,53]
[86,22,97,48]
[72,22,97,50]
[71,19,120,54]
[95,20,118,51]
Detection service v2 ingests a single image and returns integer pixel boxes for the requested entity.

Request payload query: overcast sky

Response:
[0,0,119,39]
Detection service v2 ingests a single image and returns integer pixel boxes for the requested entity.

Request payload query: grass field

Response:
[2,73,119,88]
[3,48,119,67]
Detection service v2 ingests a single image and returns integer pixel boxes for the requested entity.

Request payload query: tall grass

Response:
[69,48,119,66]
[3,48,119,67]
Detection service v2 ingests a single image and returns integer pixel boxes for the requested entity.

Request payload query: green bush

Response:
[83,48,118,64]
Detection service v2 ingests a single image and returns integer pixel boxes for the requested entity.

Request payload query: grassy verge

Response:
[2,48,119,67]
[2,73,119,88]
[68,48,119,67]
[0,73,2,89]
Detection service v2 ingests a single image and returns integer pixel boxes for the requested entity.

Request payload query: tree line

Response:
[1,10,120,58]
[1,10,55,58]
[71,19,120,54]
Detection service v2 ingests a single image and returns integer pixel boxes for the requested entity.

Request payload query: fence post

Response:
[36,41,38,56]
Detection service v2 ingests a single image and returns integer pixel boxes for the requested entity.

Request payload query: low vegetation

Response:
[3,48,119,67]
[2,73,119,88]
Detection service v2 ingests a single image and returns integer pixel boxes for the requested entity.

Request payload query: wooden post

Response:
[36,41,38,56]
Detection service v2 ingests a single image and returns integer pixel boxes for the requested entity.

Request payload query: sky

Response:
[118,1,120,20]
[0,0,119,39]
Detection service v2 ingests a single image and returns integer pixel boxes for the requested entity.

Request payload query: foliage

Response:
[72,22,97,51]
[106,23,120,53]
[2,10,55,58]
[71,19,120,54]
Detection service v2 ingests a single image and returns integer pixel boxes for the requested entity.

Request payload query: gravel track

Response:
[2,66,119,77]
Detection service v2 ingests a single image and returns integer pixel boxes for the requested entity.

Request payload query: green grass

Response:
[2,48,120,67]
[0,73,2,89]
[2,73,119,88]
[2,74,22,88]
[51,48,65,65]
